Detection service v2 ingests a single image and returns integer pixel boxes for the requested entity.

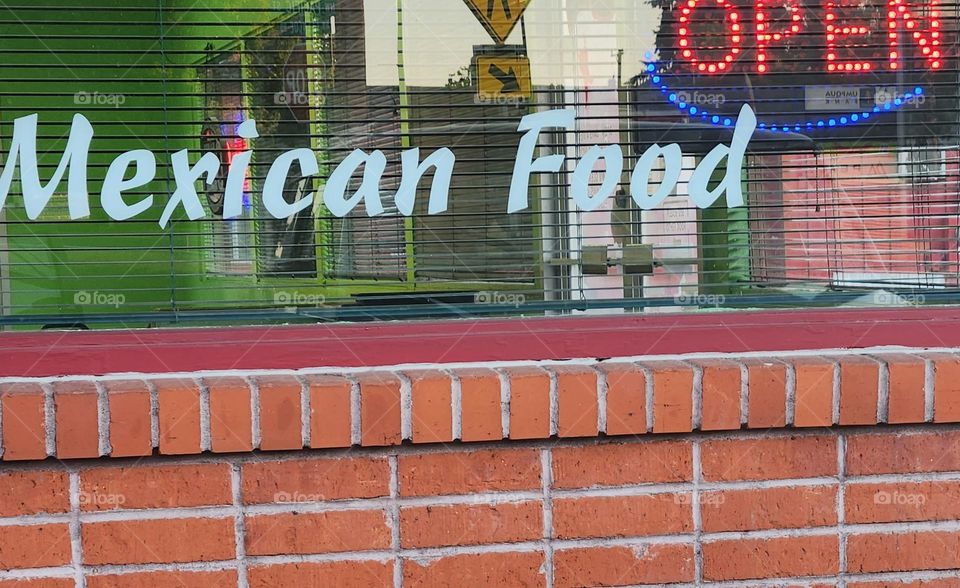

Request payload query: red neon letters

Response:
[678,0,743,73]
[676,0,944,74]
[756,0,802,73]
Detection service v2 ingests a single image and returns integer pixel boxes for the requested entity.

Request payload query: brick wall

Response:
[1,348,960,586]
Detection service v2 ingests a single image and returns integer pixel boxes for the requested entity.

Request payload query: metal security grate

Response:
[0,0,957,330]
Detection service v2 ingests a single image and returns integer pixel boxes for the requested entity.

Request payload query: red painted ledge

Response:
[1,307,958,377]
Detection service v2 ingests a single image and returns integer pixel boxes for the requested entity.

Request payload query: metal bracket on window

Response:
[550,244,655,275]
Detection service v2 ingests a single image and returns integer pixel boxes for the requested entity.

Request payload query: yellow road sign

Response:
[475,53,532,102]
[463,0,531,45]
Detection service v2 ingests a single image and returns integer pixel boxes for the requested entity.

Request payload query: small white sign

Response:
[805,86,862,111]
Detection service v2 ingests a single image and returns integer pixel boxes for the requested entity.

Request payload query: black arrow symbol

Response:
[487,0,512,19]
[489,63,519,93]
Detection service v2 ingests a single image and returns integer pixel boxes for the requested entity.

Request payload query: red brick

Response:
[407,370,453,444]
[552,441,692,488]
[306,375,353,449]
[82,518,234,565]
[405,552,545,588]
[701,435,837,481]
[553,366,598,438]
[553,493,692,539]
[79,464,231,511]
[506,367,551,440]
[793,357,835,428]
[104,380,152,457]
[154,378,201,455]
[0,525,71,569]
[701,486,838,532]
[255,376,302,451]
[205,376,252,453]
[52,380,100,459]
[249,561,393,588]
[0,471,69,516]
[400,502,542,548]
[554,545,695,588]
[87,571,238,588]
[1,383,47,461]
[933,353,960,423]
[358,373,401,447]
[694,359,741,431]
[456,368,502,442]
[745,360,787,429]
[0,581,74,588]
[849,581,959,588]
[846,481,960,524]
[242,457,389,504]
[599,363,646,435]
[838,356,880,425]
[643,361,694,433]
[882,354,926,424]
[847,431,960,475]
[703,536,840,581]
[245,510,390,556]
[848,531,960,573]
[399,449,540,497]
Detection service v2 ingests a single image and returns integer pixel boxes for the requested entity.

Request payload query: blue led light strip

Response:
[644,62,924,132]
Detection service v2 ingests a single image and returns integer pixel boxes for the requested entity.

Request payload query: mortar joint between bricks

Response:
[146,379,160,451]
[443,368,463,442]
[874,355,890,425]
[397,372,413,442]
[493,368,511,439]
[547,368,559,438]
[837,434,848,580]
[738,361,749,427]
[41,382,55,457]
[784,361,797,428]
[230,463,249,588]
[246,376,262,450]
[295,374,311,449]
[594,365,608,435]
[345,374,362,447]
[94,380,112,457]
[692,440,703,584]
[682,360,704,432]
[831,361,842,426]
[636,363,655,434]
[69,471,85,588]
[924,357,936,422]
[541,448,554,588]
[198,378,212,453]
[389,455,402,588]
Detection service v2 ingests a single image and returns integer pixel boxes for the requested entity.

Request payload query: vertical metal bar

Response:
[397,0,416,284]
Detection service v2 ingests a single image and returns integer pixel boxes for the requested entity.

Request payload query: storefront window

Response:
[0,0,956,329]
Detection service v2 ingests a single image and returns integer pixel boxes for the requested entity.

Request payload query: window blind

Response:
[0,0,956,329]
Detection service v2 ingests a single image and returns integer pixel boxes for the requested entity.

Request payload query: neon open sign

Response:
[673,0,943,74]
[647,0,948,131]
